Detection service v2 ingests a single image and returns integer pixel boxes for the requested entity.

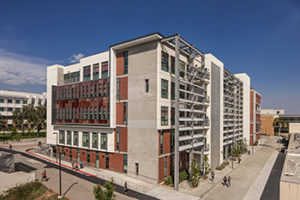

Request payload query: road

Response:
[0,148,158,200]
[260,151,285,200]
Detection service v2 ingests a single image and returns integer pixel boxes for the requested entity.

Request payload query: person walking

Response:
[223,176,227,186]
[124,182,128,194]
[80,160,84,169]
[228,176,231,187]
[211,171,215,181]
[41,170,47,181]
[238,157,241,164]
[71,161,75,169]
[9,144,12,150]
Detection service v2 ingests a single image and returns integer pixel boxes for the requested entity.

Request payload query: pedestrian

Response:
[71,161,75,169]
[228,176,231,187]
[75,162,79,170]
[238,157,241,164]
[124,182,128,194]
[211,171,215,181]
[223,176,227,186]
[80,160,84,169]
[41,170,47,181]
[9,144,12,150]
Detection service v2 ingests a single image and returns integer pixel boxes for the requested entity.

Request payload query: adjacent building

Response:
[46,33,260,187]
[249,88,261,145]
[261,109,284,136]
[0,90,46,129]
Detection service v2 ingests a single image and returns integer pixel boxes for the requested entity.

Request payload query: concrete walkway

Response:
[201,136,278,200]
[24,149,199,200]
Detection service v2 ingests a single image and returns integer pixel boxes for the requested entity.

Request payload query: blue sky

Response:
[0,0,299,113]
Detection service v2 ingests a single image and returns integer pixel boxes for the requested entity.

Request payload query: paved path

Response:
[202,137,278,200]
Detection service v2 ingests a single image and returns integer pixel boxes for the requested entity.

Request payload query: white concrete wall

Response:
[261,109,285,115]
[0,171,35,194]
[235,73,251,146]
[290,123,300,133]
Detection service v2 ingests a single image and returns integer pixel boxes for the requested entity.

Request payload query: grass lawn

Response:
[0,132,46,142]
[0,181,69,200]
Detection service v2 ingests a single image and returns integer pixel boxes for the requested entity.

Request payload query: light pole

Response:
[59,152,62,197]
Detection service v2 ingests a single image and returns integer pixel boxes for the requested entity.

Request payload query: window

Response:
[124,51,128,74]
[0,99,4,103]
[164,156,167,177]
[171,56,175,74]
[161,51,169,72]
[73,131,78,146]
[38,99,42,105]
[93,63,99,80]
[67,131,71,145]
[101,61,108,78]
[82,132,90,148]
[116,78,120,100]
[59,130,65,144]
[171,82,175,100]
[179,60,185,78]
[161,106,168,126]
[145,79,149,93]
[116,127,120,151]
[7,99,12,103]
[171,107,175,125]
[92,132,98,149]
[71,71,80,83]
[31,99,35,105]
[83,65,91,81]
[135,163,139,175]
[123,154,128,173]
[106,153,109,169]
[15,99,20,104]
[161,79,168,99]
[170,130,174,152]
[123,102,127,125]
[7,107,13,112]
[160,131,164,154]
[23,100,27,104]
[101,133,107,149]
[0,107,4,111]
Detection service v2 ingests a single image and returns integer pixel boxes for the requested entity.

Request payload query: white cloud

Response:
[0,49,48,85]
[69,53,84,63]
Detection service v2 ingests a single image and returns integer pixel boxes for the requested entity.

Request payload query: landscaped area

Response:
[0,131,46,142]
[0,182,68,200]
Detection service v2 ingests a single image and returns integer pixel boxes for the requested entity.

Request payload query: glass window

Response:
[64,73,71,84]
[7,99,12,103]
[161,51,169,72]
[123,154,127,173]
[161,106,168,126]
[0,107,4,111]
[164,156,167,177]
[31,99,35,105]
[179,60,185,78]
[135,163,139,175]
[101,61,108,78]
[160,131,163,154]
[123,102,127,125]
[7,107,13,112]
[101,133,107,150]
[38,99,42,105]
[82,132,90,148]
[93,63,99,80]
[116,78,120,100]
[161,79,168,99]
[73,131,78,146]
[92,132,98,149]
[83,65,91,81]
[15,99,20,104]
[59,130,65,144]
[171,107,175,126]
[171,56,175,74]
[0,99,4,103]
[67,131,71,145]
[145,79,149,93]
[124,51,128,74]
[171,82,175,100]
[23,99,27,104]
[116,127,120,151]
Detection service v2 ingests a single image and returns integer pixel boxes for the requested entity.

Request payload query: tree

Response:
[0,114,7,134]
[202,155,210,178]
[190,159,200,187]
[12,108,24,130]
[93,179,115,200]
[273,117,287,136]
[22,104,46,135]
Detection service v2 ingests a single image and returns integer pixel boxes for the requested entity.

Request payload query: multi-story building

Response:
[261,109,284,136]
[46,33,258,189]
[250,88,261,145]
[0,90,46,128]
[205,54,250,169]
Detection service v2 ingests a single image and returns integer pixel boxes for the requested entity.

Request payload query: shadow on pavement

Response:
[15,162,37,172]
[64,182,78,196]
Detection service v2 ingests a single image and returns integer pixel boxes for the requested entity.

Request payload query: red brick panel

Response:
[256,94,261,104]
[256,114,260,122]
[250,135,254,146]
[90,151,96,164]
[64,147,70,161]
[109,153,123,173]
[80,149,87,162]
[116,102,124,125]
[250,101,254,122]
[116,52,124,76]
[250,123,254,134]
[119,77,128,100]
[158,157,164,182]
[163,131,171,154]
[99,152,106,169]
[72,148,77,160]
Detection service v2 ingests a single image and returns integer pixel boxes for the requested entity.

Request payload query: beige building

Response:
[261,109,285,136]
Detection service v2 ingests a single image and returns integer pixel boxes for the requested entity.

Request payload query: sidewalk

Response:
[24,149,199,200]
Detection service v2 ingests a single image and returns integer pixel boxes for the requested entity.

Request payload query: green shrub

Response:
[164,176,173,186]
[216,161,229,170]
[179,170,188,183]
[253,141,258,146]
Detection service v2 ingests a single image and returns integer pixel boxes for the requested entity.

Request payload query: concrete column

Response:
[200,147,204,170]
[225,145,229,161]
[189,150,194,172]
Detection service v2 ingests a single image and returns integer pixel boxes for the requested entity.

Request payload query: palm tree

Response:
[273,117,287,136]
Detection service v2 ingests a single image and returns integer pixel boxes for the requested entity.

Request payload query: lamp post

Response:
[59,152,62,197]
